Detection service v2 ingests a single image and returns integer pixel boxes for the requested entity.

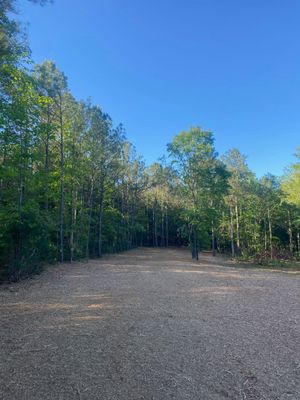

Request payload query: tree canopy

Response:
[1,2,300,281]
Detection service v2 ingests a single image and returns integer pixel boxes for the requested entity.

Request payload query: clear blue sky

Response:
[19,0,300,176]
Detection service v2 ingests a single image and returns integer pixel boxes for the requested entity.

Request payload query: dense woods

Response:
[1,1,300,281]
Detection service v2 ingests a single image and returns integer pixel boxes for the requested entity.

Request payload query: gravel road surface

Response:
[0,248,299,400]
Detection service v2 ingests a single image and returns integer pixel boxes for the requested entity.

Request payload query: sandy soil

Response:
[0,247,299,400]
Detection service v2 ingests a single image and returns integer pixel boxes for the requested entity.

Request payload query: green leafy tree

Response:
[168,127,228,259]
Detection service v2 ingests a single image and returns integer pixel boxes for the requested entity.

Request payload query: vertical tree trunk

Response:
[70,133,76,263]
[211,220,216,256]
[0,138,8,204]
[165,207,169,247]
[44,105,51,211]
[191,225,197,259]
[191,225,195,258]
[17,128,25,262]
[146,205,150,246]
[252,218,259,252]
[59,97,64,263]
[267,207,273,260]
[154,211,158,247]
[70,188,74,263]
[153,207,157,247]
[193,226,198,260]
[230,207,235,258]
[235,201,240,255]
[287,210,293,255]
[70,190,77,263]
[161,208,164,247]
[151,207,154,247]
[86,179,94,259]
[121,182,126,250]
[264,219,267,251]
[19,130,25,214]
[98,183,104,257]
[76,189,84,252]
[44,135,49,211]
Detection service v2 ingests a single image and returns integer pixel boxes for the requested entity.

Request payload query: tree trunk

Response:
[146,205,150,246]
[230,207,235,258]
[264,219,267,251]
[211,220,216,256]
[19,131,25,214]
[70,190,77,263]
[17,128,25,261]
[191,225,195,259]
[0,139,8,204]
[235,201,240,255]
[165,207,169,247]
[98,184,104,257]
[161,208,164,247]
[191,225,198,259]
[267,207,273,260]
[287,210,293,255]
[76,189,84,253]
[59,97,64,263]
[153,207,158,247]
[44,105,51,211]
[194,226,198,260]
[86,179,94,259]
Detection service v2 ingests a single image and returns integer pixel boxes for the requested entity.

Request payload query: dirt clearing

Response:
[0,248,299,399]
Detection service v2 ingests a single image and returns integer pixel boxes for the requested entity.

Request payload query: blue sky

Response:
[19,0,300,176]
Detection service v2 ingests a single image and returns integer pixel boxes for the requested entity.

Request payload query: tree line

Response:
[1,0,300,281]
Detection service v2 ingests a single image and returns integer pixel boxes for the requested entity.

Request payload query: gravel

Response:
[0,247,299,400]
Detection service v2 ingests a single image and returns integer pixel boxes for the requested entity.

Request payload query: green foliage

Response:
[0,2,152,279]
[282,149,300,207]
[1,1,300,280]
[167,127,229,258]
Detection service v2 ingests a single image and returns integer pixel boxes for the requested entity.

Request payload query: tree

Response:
[1,0,299,280]
[0,0,51,61]
[34,61,68,262]
[168,127,228,259]
[222,149,255,256]
[282,149,300,253]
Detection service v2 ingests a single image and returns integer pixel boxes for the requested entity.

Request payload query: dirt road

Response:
[0,248,299,399]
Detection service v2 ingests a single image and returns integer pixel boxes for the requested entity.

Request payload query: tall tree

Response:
[168,127,228,259]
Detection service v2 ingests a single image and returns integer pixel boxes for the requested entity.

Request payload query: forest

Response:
[1,0,300,281]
